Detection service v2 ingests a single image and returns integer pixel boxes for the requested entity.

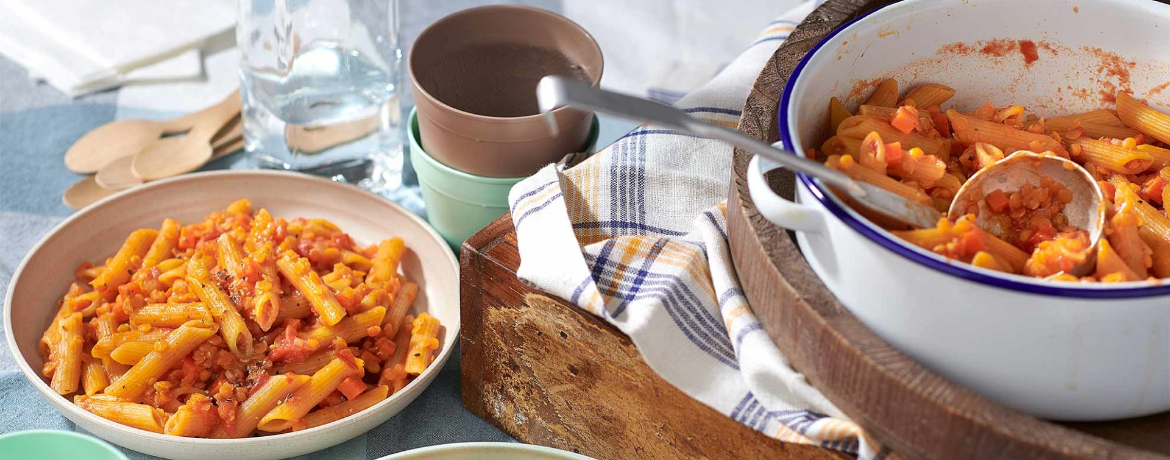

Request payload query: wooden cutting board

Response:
[460,217,848,459]
[725,0,1170,459]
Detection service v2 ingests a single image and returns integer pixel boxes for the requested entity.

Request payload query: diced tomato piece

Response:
[338,376,367,401]
[958,228,986,256]
[1143,176,1166,204]
[268,320,318,363]
[321,390,344,408]
[890,106,919,134]
[926,106,951,137]
[1098,181,1117,201]
[884,142,903,167]
[985,189,1010,213]
[335,348,360,371]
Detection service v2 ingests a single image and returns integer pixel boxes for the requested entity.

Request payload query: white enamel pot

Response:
[748,0,1170,421]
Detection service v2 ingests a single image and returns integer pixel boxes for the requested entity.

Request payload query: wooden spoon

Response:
[948,150,1106,274]
[94,155,143,190]
[64,89,240,173]
[132,90,242,180]
[93,112,244,189]
[62,176,119,210]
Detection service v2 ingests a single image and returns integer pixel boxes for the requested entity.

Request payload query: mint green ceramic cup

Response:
[0,430,128,460]
[409,109,599,249]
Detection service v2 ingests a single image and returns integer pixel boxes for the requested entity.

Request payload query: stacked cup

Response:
[407,5,603,248]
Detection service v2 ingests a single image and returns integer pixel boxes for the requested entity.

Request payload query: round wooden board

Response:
[725,1,1170,459]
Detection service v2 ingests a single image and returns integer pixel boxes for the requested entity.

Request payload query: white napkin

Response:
[0,0,235,97]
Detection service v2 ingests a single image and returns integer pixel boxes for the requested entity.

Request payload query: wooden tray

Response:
[460,217,848,459]
[725,1,1170,459]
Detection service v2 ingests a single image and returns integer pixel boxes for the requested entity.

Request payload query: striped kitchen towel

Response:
[508,1,903,459]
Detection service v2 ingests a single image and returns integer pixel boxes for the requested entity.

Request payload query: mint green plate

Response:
[0,430,127,460]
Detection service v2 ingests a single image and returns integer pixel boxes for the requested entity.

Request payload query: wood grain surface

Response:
[726,0,1170,459]
[460,216,849,459]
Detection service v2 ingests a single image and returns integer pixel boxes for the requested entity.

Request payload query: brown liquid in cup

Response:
[417,43,591,118]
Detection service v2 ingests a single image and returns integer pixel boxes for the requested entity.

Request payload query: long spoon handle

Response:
[536,76,867,197]
[184,89,242,141]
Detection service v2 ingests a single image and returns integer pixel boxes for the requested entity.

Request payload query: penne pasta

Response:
[110,341,155,365]
[142,219,181,269]
[295,385,389,430]
[91,329,171,361]
[257,356,363,432]
[947,109,1067,157]
[1096,239,1140,281]
[82,356,110,395]
[303,307,386,346]
[365,238,405,288]
[76,395,167,433]
[864,78,898,107]
[341,250,373,272]
[105,322,218,400]
[902,83,955,108]
[275,293,313,323]
[405,313,441,375]
[826,154,933,205]
[277,251,346,326]
[50,312,84,395]
[1066,137,1153,174]
[1116,91,1170,144]
[980,232,1031,274]
[273,349,354,375]
[810,78,1170,282]
[838,115,946,156]
[129,303,213,328]
[90,228,158,298]
[828,97,851,133]
[379,315,414,392]
[210,373,311,439]
[1046,109,1127,127]
[1138,144,1170,171]
[216,233,250,282]
[1044,118,1141,141]
[186,255,253,358]
[246,209,284,332]
[40,202,441,437]
[383,282,418,337]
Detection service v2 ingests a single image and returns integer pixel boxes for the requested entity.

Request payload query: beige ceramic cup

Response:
[408,6,603,178]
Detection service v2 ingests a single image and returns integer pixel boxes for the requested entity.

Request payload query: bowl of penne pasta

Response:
[4,171,460,459]
[748,0,1170,421]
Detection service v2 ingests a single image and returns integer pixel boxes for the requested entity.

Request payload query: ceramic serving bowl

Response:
[379,442,597,460]
[4,171,460,459]
[748,0,1170,421]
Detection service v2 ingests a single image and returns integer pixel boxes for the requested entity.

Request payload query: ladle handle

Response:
[537,76,867,197]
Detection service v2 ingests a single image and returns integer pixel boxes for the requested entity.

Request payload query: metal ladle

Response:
[536,76,1106,261]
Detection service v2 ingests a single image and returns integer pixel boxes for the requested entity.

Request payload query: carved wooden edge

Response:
[459,214,849,459]
[725,0,1168,459]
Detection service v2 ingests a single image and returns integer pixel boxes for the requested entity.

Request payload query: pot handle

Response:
[747,150,827,233]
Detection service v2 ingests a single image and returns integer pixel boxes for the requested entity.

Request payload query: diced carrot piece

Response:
[890,106,920,134]
[338,376,367,401]
[985,189,1010,213]
[1143,176,1166,204]
[884,142,903,167]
